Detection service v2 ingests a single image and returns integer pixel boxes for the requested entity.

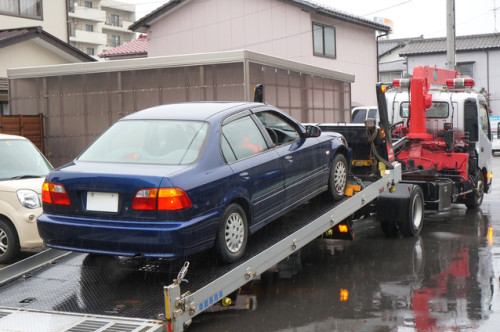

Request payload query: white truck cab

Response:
[385,88,492,182]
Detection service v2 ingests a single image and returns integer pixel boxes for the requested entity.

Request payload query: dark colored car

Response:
[38,102,350,263]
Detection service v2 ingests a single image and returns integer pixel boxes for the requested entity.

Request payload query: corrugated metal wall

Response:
[9,60,350,167]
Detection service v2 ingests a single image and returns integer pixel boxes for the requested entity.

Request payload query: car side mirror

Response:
[305,125,321,137]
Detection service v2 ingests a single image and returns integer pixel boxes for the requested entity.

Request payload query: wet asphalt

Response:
[2,157,500,331]
[188,156,500,331]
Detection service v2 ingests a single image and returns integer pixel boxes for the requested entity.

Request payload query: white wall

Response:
[406,50,500,117]
[146,0,380,106]
[0,40,71,77]
[0,1,68,42]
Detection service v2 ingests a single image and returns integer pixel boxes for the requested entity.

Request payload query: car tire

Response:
[328,153,348,201]
[0,218,20,264]
[216,204,248,264]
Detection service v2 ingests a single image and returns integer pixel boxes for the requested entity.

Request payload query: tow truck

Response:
[0,83,408,331]
[321,65,493,238]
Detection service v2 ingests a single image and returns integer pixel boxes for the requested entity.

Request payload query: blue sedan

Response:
[38,102,350,263]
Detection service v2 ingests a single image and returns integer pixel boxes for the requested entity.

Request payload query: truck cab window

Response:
[400,102,449,118]
[478,102,491,139]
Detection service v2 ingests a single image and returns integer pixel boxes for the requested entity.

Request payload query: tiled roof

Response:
[130,0,390,33]
[399,33,500,56]
[99,35,148,58]
[378,37,424,57]
[0,26,96,62]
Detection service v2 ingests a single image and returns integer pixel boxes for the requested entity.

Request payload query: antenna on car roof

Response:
[254,84,264,103]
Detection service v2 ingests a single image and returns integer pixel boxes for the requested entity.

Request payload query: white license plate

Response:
[86,192,119,212]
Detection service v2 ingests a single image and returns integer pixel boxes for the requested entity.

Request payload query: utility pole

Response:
[446,0,456,70]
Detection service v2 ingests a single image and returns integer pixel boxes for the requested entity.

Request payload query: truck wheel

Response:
[380,219,397,236]
[0,218,20,264]
[398,186,424,237]
[216,204,248,264]
[328,153,348,201]
[465,172,484,209]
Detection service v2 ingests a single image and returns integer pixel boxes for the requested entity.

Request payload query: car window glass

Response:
[254,111,300,145]
[78,120,209,165]
[351,109,367,123]
[221,135,236,163]
[0,139,52,180]
[222,116,267,160]
[368,109,378,119]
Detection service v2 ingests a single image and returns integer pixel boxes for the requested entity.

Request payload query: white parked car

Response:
[0,133,53,264]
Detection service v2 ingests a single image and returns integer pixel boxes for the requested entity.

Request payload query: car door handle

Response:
[239,172,250,181]
[284,155,293,163]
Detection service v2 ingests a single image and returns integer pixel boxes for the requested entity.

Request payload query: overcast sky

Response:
[123,0,500,39]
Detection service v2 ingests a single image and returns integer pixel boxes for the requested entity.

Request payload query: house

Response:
[67,0,136,58]
[380,33,500,116]
[0,27,95,115]
[0,0,68,41]
[99,34,148,60]
[378,37,423,82]
[129,0,390,107]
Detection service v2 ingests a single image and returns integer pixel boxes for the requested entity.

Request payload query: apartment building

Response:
[68,0,136,58]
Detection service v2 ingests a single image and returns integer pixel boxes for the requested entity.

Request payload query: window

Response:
[479,102,491,139]
[109,14,120,26]
[313,23,336,58]
[78,120,209,165]
[457,62,474,78]
[86,48,94,56]
[222,116,267,162]
[84,1,92,8]
[85,24,93,32]
[254,111,300,145]
[110,35,121,47]
[379,71,403,83]
[400,102,449,118]
[0,0,42,19]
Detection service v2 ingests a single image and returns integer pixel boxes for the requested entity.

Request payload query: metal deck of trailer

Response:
[0,164,401,332]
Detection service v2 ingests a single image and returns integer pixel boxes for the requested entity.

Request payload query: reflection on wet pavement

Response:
[189,158,500,331]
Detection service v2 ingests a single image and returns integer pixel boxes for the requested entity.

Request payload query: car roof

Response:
[123,102,265,122]
[0,133,29,141]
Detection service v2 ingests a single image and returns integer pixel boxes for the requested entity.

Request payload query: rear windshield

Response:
[78,120,209,165]
[0,139,52,180]
[400,102,449,118]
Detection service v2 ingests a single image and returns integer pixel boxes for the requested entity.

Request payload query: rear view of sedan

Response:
[38,102,350,263]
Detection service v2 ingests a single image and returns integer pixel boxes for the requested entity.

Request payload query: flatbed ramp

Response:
[0,164,400,332]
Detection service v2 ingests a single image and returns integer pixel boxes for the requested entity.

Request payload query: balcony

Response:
[68,6,105,22]
[102,20,135,33]
[70,30,107,46]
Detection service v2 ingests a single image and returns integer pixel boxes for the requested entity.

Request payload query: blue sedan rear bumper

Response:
[37,212,220,258]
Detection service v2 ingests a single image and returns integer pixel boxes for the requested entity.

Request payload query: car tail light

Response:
[42,182,71,205]
[132,188,158,210]
[132,188,192,211]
